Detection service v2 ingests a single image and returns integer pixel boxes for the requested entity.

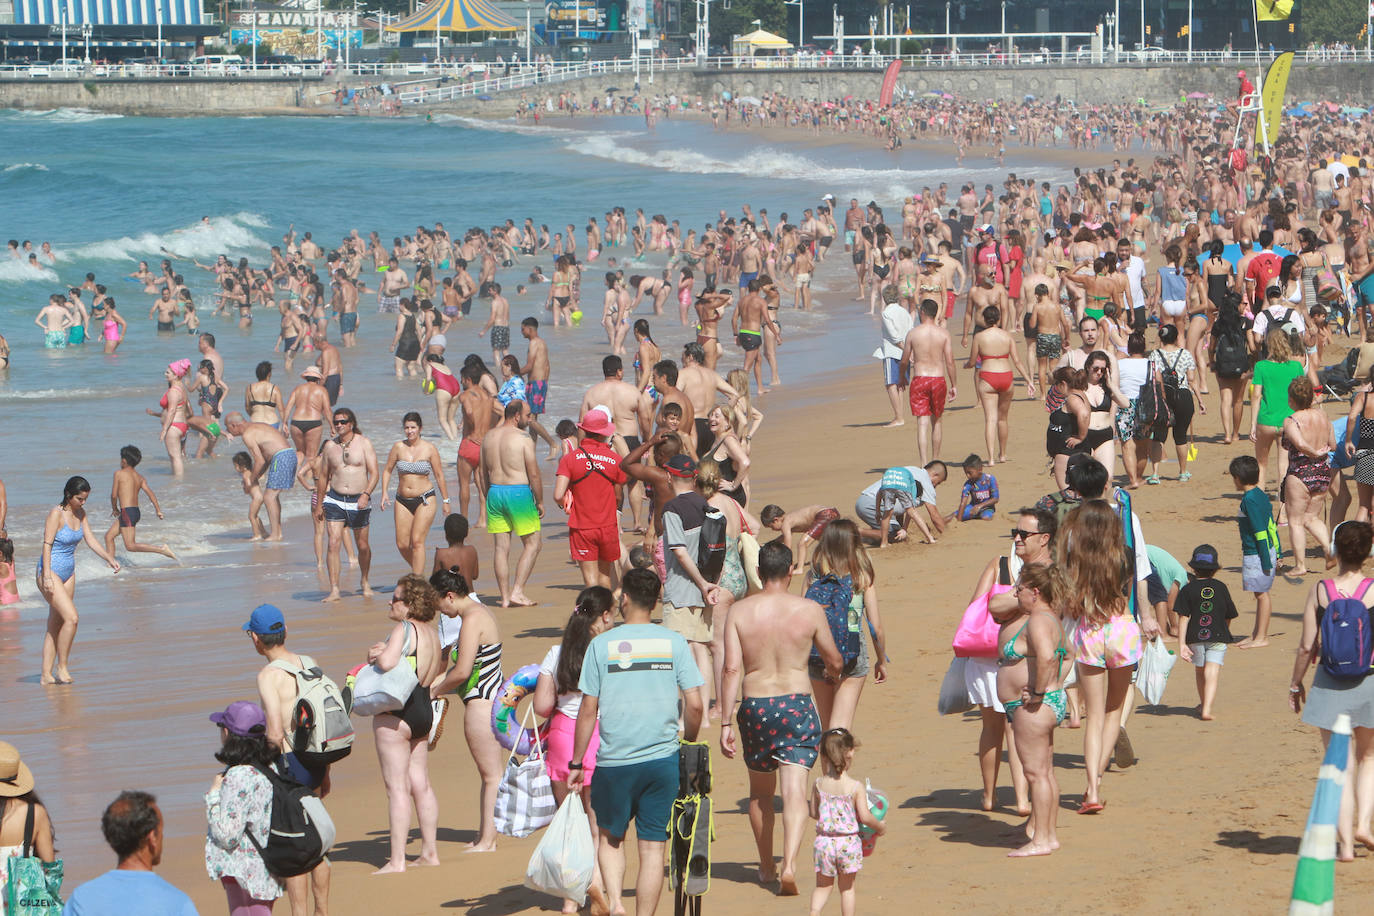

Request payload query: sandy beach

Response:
[4,108,1370,915]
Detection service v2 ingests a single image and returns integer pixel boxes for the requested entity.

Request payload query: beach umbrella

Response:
[1193,243,1294,270]
[1023,93,1035,101]
[605,87,620,93]
[736,96,762,106]
[1341,106,1368,116]
[1290,713,1351,915]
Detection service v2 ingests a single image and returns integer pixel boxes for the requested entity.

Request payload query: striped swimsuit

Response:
[461,642,504,704]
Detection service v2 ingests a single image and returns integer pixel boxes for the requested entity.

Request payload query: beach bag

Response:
[1213,324,1251,378]
[494,712,556,838]
[738,531,762,592]
[1318,254,1344,303]
[3,803,62,915]
[1135,360,1174,429]
[271,655,354,768]
[525,796,596,905]
[1135,637,1177,706]
[697,505,728,585]
[952,557,1013,658]
[937,657,973,715]
[806,573,860,673]
[1318,578,1374,681]
[249,764,336,878]
[350,623,419,717]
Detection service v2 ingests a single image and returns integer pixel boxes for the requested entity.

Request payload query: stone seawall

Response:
[1,61,1367,116]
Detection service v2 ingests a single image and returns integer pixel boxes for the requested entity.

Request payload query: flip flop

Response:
[1076,801,1105,815]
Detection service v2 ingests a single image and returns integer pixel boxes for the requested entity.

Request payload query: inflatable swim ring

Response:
[490,662,544,755]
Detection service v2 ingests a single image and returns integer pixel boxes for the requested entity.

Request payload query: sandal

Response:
[1178,471,1192,482]
[1146,475,1161,485]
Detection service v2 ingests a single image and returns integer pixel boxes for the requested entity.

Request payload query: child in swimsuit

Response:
[810,729,885,912]
[232,452,267,540]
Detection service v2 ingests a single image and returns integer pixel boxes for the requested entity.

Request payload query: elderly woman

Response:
[380,412,450,575]
[37,476,119,685]
[1290,521,1374,861]
[963,507,1058,814]
[205,701,283,911]
[965,305,1036,466]
[1058,500,1161,814]
[994,563,1070,857]
[533,588,612,916]
[1281,377,1336,574]
[368,573,445,874]
[429,567,503,852]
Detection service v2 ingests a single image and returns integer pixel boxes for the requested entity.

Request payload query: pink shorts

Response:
[1071,613,1143,669]
[653,537,667,583]
[544,710,599,783]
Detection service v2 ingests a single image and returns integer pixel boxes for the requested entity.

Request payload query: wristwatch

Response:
[568,762,584,770]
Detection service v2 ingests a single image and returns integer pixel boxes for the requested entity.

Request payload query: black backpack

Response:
[696,505,728,584]
[1135,359,1174,429]
[248,764,337,878]
[1213,325,1251,378]
[1158,350,1186,410]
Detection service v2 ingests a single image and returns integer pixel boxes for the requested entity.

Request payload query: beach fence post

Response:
[1289,712,1352,916]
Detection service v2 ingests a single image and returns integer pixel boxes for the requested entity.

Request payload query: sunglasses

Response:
[1010,528,1043,540]
[390,594,405,604]
[332,419,351,427]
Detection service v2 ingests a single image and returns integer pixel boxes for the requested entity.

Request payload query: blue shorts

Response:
[339,312,358,334]
[590,753,678,840]
[882,357,903,387]
[323,489,371,529]
[265,447,298,491]
[1145,570,1168,607]
[739,271,758,290]
[959,505,995,521]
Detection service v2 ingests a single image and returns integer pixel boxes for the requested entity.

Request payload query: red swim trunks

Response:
[457,437,481,466]
[945,290,956,318]
[909,376,948,419]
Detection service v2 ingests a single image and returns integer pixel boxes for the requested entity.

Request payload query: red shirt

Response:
[1246,251,1282,298]
[556,439,626,529]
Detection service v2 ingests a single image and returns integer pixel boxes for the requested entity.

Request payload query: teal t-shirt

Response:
[1252,358,1304,427]
[1146,545,1188,592]
[1238,487,1278,571]
[579,622,704,767]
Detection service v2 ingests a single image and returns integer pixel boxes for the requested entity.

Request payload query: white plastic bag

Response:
[1135,636,1177,706]
[525,795,596,904]
[937,657,973,716]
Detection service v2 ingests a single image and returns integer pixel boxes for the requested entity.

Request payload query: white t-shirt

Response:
[1327,161,1351,184]
[1251,304,1306,339]
[540,644,583,720]
[1117,357,1150,400]
[1122,255,1147,309]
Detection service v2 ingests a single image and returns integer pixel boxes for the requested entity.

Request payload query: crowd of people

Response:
[12,82,1374,914]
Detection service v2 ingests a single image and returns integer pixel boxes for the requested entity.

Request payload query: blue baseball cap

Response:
[242,604,286,636]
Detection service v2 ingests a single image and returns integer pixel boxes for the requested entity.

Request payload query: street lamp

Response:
[1104,11,1115,60]
[59,6,67,64]
[81,22,91,63]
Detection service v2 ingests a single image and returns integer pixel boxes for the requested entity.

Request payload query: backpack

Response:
[271,657,354,767]
[1318,578,1374,681]
[696,505,728,584]
[1213,324,1251,378]
[1135,359,1174,429]
[806,573,860,674]
[248,764,337,878]
[1157,350,1186,411]
[1258,308,1300,360]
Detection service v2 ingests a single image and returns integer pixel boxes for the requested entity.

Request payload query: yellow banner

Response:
[1256,0,1293,21]
[1260,51,1293,147]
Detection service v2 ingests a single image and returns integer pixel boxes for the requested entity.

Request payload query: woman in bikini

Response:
[244,360,284,428]
[867,225,896,315]
[368,573,446,874]
[381,411,450,575]
[429,567,504,852]
[894,247,919,311]
[993,562,1070,857]
[1068,351,1127,473]
[149,358,192,476]
[964,306,1035,465]
[282,368,331,464]
[852,225,873,302]
[632,319,661,392]
[548,256,574,326]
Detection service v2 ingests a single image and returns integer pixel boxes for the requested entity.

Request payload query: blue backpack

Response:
[807,573,860,674]
[1319,578,1374,681]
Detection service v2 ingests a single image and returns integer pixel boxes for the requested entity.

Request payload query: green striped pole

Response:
[1290,712,1352,916]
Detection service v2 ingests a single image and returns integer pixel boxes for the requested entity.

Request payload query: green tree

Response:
[1301,0,1365,44]
[682,0,787,47]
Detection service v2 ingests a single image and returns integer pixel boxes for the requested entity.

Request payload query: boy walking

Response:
[1229,455,1277,648]
[1175,544,1238,721]
[104,445,175,560]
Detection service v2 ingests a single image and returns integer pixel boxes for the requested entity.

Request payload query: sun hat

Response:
[0,743,34,797]
[300,366,323,381]
[209,701,267,738]
[577,406,614,437]
[1188,544,1222,572]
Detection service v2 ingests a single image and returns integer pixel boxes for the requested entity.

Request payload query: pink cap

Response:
[168,358,191,378]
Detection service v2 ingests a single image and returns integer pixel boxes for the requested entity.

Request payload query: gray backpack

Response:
[272,655,354,767]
